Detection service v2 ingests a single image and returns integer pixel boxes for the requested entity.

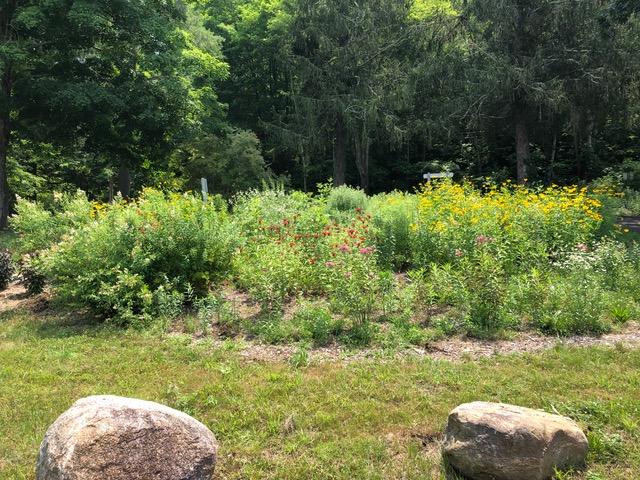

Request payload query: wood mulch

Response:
[3,281,640,364]
[224,324,640,364]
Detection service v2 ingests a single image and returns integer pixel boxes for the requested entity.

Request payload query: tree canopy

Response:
[1,0,638,224]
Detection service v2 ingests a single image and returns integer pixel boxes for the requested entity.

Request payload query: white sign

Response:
[422,172,453,181]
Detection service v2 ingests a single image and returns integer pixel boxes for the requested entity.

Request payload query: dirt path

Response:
[228,324,640,363]
[0,282,32,313]
[3,281,639,363]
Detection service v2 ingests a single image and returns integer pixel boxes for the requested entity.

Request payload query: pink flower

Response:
[455,249,464,257]
[344,271,353,279]
[359,246,374,255]
[338,243,351,253]
[325,261,336,268]
[475,234,493,245]
[576,243,589,253]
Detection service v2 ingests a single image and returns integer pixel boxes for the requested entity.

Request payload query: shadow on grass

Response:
[0,304,111,340]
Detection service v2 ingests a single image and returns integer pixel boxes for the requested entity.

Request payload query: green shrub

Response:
[292,303,344,347]
[326,245,391,325]
[233,240,311,312]
[19,254,46,296]
[537,274,611,336]
[0,249,13,291]
[461,251,515,338]
[195,294,242,336]
[232,188,327,236]
[499,268,548,327]
[368,192,416,270]
[10,191,93,255]
[326,185,368,219]
[38,189,236,325]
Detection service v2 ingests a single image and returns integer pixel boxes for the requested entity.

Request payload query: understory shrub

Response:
[462,251,513,338]
[38,189,237,325]
[368,192,416,270]
[326,185,369,219]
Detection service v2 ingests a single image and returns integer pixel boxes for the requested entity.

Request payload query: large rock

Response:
[443,401,588,480]
[36,395,218,480]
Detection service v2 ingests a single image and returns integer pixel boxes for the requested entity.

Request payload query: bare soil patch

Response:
[3,281,639,363]
[224,323,640,363]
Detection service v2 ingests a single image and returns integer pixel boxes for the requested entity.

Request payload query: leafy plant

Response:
[327,186,368,219]
[19,254,46,296]
[36,189,237,325]
[0,249,13,291]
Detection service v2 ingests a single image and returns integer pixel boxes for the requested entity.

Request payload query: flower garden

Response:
[8,180,639,346]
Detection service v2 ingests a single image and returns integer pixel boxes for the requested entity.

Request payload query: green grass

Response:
[1,309,639,479]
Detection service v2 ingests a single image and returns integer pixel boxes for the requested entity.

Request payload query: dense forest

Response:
[1,0,639,226]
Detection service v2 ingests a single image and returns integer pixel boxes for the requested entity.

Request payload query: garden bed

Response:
[4,281,640,364]
[5,182,640,346]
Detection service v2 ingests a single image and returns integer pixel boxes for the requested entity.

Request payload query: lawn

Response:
[1,307,639,479]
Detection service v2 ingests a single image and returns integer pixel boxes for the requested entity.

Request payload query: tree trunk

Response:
[354,125,370,192]
[0,115,10,229]
[514,110,529,184]
[302,152,309,192]
[333,114,346,186]
[118,165,131,199]
[544,132,557,183]
[572,109,593,180]
[0,5,15,230]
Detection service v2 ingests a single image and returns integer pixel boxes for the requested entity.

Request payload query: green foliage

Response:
[19,254,46,296]
[181,129,273,197]
[10,192,93,255]
[327,186,369,216]
[292,303,344,347]
[537,274,611,336]
[368,192,417,270]
[38,189,237,325]
[10,183,639,340]
[462,251,512,338]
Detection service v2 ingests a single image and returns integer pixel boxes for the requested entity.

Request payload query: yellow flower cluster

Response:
[414,181,608,249]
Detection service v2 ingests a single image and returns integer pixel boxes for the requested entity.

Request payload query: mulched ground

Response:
[221,324,640,363]
[3,281,640,364]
